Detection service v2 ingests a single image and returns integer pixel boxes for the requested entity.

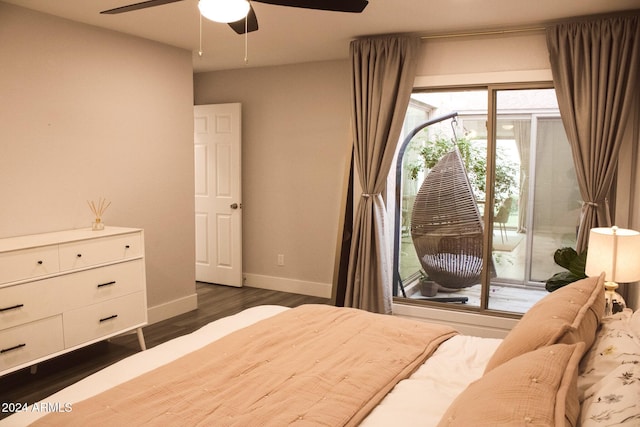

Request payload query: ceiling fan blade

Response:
[100,0,184,15]
[227,5,259,34]
[252,0,368,13]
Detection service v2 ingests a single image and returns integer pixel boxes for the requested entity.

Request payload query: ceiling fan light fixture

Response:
[198,0,250,23]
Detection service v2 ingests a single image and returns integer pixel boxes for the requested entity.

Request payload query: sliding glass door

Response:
[393,84,579,315]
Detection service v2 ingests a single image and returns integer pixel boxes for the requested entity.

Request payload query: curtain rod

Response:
[420,26,546,40]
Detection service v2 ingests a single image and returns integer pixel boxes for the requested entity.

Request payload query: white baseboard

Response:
[243,273,332,299]
[147,292,198,324]
[393,302,518,339]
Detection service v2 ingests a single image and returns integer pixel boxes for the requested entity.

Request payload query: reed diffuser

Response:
[87,197,111,231]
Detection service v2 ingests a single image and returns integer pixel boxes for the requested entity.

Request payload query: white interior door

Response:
[194,103,242,287]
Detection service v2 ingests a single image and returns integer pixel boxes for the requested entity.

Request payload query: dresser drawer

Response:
[59,232,142,271]
[0,278,63,330]
[0,316,64,372]
[61,259,145,311]
[0,245,60,285]
[63,292,146,348]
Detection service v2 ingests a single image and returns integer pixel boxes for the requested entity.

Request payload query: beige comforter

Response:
[35,304,457,426]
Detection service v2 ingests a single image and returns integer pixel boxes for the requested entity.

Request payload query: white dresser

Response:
[0,227,147,376]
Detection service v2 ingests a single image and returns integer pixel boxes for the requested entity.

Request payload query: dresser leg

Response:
[137,327,146,351]
[30,364,38,375]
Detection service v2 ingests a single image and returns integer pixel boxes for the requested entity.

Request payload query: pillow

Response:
[578,309,640,395]
[578,309,640,425]
[438,342,584,427]
[484,274,605,373]
[579,363,640,425]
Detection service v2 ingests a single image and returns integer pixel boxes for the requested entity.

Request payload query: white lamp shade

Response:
[585,227,640,283]
[198,0,250,23]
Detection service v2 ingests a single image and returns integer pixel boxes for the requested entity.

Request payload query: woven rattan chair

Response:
[410,147,485,290]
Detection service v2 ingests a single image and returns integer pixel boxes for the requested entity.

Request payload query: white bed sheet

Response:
[362,334,501,426]
[2,305,500,427]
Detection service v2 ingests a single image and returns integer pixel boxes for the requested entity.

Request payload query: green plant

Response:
[406,133,518,207]
[544,247,587,292]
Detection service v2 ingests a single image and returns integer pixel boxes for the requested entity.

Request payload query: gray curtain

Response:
[546,14,640,252]
[345,36,420,313]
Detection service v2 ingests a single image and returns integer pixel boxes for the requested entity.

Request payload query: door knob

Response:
[230,203,239,209]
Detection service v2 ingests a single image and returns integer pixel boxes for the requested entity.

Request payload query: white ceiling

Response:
[5,0,640,73]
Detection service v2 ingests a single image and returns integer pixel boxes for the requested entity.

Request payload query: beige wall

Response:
[0,3,197,321]
[194,61,351,298]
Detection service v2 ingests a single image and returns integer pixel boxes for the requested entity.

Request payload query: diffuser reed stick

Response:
[88,197,111,230]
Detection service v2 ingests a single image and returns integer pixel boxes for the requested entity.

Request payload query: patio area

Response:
[397,226,575,314]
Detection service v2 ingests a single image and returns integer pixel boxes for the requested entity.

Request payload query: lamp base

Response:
[604,281,626,317]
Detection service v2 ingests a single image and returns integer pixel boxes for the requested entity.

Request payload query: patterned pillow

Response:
[578,309,640,425]
[438,342,584,427]
[484,274,605,373]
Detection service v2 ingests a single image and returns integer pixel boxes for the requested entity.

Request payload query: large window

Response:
[392,85,579,314]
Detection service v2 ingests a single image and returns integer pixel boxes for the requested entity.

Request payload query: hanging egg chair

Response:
[410,146,485,289]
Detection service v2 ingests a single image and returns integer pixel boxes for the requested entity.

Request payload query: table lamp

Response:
[585,226,640,316]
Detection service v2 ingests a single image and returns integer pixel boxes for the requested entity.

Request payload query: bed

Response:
[2,273,639,426]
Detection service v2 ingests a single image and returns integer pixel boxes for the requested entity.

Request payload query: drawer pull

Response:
[99,314,118,323]
[97,281,117,288]
[0,303,24,312]
[125,245,130,249]
[1,343,26,354]
[37,260,43,265]
[76,253,82,258]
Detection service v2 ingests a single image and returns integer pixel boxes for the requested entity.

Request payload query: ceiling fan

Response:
[100,0,369,34]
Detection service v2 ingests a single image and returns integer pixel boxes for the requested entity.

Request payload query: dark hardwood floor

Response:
[0,283,329,420]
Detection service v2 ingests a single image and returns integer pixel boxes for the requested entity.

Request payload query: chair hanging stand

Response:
[393,113,492,302]
[392,113,459,299]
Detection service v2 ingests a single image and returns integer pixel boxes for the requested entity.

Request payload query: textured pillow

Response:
[438,342,584,427]
[484,274,605,373]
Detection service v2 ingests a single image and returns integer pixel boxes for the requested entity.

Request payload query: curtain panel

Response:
[546,14,640,252]
[513,120,531,234]
[344,36,420,314]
